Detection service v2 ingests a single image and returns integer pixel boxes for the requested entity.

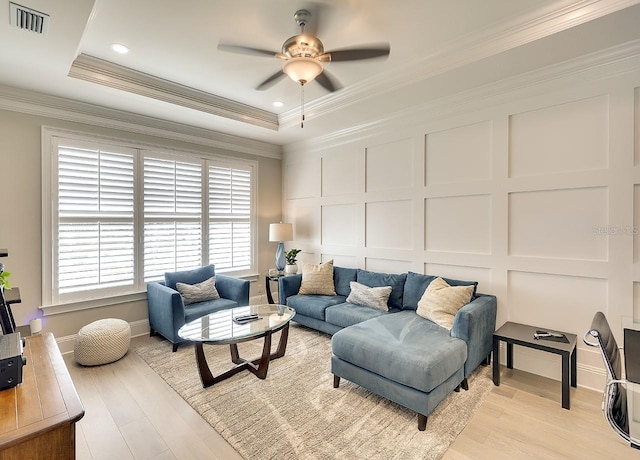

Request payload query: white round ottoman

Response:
[74,318,131,366]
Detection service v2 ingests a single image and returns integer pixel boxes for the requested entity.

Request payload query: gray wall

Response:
[0,109,282,345]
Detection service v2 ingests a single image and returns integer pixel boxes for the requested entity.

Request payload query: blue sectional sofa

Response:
[278,267,497,431]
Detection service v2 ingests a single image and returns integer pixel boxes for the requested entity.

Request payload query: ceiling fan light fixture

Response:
[283,57,323,85]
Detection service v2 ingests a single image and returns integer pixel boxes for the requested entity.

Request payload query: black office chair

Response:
[584,312,638,449]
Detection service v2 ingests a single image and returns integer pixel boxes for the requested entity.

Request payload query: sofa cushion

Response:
[331,310,467,393]
[176,276,220,305]
[346,281,391,311]
[333,266,359,297]
[299,260,337,296]
[402,271,478,311]
[286,294,347,321]
[325,302,388,329]
[183,297,238,323]
[165,265,215,291]
[357,270,406,310]
[416,277,474,330]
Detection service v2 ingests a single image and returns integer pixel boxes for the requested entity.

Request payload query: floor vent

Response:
[9,2,49,35]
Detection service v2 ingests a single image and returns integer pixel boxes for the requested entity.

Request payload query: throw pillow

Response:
[298,260,337,295]
[416,277,474,330]
[346,281,392,311]
[402,271,478,310]
[176,276,220,305]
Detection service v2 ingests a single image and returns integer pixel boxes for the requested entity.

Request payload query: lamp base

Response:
[275,242,286,271]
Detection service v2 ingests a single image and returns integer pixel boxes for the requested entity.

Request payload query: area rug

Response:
[135,324,493,460]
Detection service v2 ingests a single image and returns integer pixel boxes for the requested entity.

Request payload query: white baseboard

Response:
[56,319,150,356]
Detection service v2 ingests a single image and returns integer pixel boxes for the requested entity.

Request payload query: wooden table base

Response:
[195,323,290,388]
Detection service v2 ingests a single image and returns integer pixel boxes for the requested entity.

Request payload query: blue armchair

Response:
[147,265,250,351]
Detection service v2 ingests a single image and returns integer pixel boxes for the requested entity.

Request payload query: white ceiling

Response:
[1,0,640,146]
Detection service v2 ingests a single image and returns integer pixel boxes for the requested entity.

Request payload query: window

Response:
[43,130,257,306]
[143,155,203,281]
[209,165,252,272]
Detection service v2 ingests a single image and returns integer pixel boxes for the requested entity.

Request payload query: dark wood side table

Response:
[0,332,85,458]
[265,274,283,304]
[493,321,577,409]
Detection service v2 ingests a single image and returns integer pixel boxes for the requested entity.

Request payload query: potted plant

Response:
[284,249,302,275]
[0,263,10,292]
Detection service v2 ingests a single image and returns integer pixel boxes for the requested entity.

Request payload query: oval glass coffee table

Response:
[178,304,295,388]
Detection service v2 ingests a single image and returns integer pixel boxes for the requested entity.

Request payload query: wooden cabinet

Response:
[0,333,84,459]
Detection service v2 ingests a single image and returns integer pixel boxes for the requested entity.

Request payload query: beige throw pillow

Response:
[416,277,474,330]
[346,281,391,311]
[176,276,220,305]
[298,260,336,296]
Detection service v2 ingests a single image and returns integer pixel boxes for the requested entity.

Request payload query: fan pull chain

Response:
[300,83,305,128]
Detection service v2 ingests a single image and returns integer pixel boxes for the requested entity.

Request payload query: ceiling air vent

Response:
[9,2,49,35]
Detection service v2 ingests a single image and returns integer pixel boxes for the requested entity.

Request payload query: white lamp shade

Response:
[283,57,323,84]
[269,223,293,242]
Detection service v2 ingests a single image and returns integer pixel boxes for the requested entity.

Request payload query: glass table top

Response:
[178,304,295,344]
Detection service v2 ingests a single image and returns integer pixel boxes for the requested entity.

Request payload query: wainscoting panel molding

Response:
[425,194,492,254]
[322,204,359,247]
[509,96,609,177]
[365,200,413,250]
[425,121,493,185]
[283,46,640,391]
[366,138,414,192]
[508,187,609,261]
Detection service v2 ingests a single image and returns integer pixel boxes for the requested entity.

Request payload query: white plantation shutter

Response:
[209,166,252,272]
[143,156,202,281]
[56,145,135,297]
[45,131,257,305]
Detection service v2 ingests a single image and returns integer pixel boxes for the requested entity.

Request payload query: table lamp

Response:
[269,222,293,272]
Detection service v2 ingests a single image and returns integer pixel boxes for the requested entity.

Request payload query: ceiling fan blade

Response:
[321,44,391,62]
[217,43,281,58]
[256,71,287,91]
[315,71,342,93]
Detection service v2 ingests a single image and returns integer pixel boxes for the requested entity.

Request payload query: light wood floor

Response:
[66,336,640,459]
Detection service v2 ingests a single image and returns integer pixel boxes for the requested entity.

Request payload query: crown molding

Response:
[279,0,640,129]
[69,53,279,131]
[0,84,282,159]
[285,38,640,152]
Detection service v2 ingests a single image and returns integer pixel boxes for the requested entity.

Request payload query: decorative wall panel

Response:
[634,282,640,322]
[425,263,492,293]
[322,254,358,268]
[322,151,359,197]
[289,204,317,244]
[633,184,640,264]
[286,159,320,199]
[321,204,358,246]
[509,96,608,177]
[507,270,607,340]
[425,195,491,253]
[365,138,413,192]
[509,187,608,261]
[365,200,412,249]
[365,258,411,274]
[635,87,640,166]
[425,121,492,185]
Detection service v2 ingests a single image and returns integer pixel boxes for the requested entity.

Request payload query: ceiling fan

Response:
[217,9,391,93]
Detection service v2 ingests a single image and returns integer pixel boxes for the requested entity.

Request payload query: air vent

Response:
[9,2,49,35]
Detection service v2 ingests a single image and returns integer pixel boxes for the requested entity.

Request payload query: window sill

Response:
[40,292,148,317]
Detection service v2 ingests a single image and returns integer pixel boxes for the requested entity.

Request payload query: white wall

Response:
[282,45,640,390]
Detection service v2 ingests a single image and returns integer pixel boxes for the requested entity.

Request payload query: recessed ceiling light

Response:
[111,43,129,54]
[272,101,284,108]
